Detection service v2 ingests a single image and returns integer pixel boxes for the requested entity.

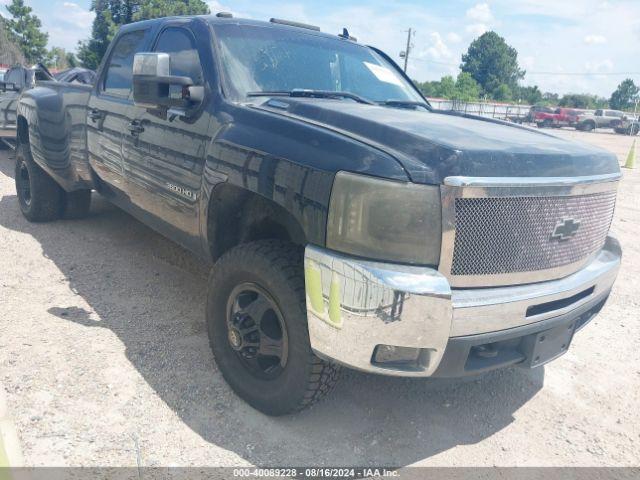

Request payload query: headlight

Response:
[326,171,441,265]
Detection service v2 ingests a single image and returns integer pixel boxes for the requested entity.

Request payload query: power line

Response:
[410,57,640,76]
[526,71,640,76]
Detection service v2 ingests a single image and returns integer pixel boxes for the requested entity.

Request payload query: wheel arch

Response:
[205,182,308,262]
[17,115,29,145]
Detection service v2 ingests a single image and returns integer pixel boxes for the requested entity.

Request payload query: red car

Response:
[535,107,579,128]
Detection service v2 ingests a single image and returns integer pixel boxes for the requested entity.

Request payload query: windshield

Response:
[213,24,424,104]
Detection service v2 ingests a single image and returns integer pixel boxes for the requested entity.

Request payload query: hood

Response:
[257,98,620,184]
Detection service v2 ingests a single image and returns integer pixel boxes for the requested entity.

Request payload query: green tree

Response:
[436,75,456,99]
[460,31,525,99]
[609,79,639,111]
[78,0,210,69]
[132,0,209,21]
[493,83,512,102]
[415,79,442,98]
[558,93,608,109]
[541,92,559,106]
[77,1,117,70]
[46,46,73,70]
[515,85,542,105]
[66,52,78,68]
[4,0,49,64]
[452,72,480,101]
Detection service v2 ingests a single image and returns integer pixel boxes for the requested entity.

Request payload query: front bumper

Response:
[304,235,621,377]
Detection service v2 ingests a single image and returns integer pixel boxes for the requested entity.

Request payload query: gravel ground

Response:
[0,129,638,467]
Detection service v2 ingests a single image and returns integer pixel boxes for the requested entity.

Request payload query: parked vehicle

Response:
[534,107,579,128]
[54,67,97,84]
[525,105,553,123]
[612,114,640,135]
[1,64,95,148]
[576,109,625,131]
[13,15,622,415]
[1,64,55,145]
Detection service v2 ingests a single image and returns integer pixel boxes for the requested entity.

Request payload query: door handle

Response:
[128,120,145,136]
[88,109,104,122]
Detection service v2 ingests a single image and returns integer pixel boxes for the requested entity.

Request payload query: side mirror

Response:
[132,52,203,114]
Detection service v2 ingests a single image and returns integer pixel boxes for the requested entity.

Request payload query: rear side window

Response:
[103,29,150,97]
[154,27,203,84]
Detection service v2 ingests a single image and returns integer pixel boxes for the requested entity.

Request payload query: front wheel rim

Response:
[18,161,31,207]
[226,283,289,380]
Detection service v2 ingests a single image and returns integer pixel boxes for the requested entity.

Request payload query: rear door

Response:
[122,22,211,251]
[87,27,153,193]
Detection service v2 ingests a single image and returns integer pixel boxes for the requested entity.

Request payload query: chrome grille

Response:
[451,191,617,277]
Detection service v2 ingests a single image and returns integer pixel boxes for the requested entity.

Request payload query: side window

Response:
[103,29,149,97]
[154,27,203,84]
[595,109,603,116]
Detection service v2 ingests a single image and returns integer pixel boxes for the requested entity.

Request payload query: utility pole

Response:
[400,28,414,73]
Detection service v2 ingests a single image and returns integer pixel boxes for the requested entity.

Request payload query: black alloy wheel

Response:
[226,283,289,380]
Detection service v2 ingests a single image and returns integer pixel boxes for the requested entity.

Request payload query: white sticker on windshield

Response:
[364,62,403,86]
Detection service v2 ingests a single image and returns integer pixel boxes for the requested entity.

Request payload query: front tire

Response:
[15,143,63,222]
[206,240,339,415]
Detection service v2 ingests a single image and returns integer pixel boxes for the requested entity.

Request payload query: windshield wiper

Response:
[247,89,375,105]
[379,100,431,111]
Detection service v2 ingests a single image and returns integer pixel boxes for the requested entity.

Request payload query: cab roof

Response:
[119,14,356,43]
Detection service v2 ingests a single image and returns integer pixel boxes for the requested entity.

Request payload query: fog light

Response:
[372,345,426,370]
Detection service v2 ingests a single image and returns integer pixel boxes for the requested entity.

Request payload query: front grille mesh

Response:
[451,191,617,276]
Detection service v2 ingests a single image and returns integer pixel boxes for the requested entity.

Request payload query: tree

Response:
[415,79,443,98]
[460,31,525,99]
[437,75,456,99]
[609,79,639,111]
[558,93,608,109]
[78,0,210,69]
[132,0,209,21]
[493,84,512,102]
[77,1,119,70]
[45,47,78,70]
[515,85,542,105]
[66,52,78,68]
[541,92,559,106]
[0,16,25,65]
[4,0,49,64]
[452,72,480,101]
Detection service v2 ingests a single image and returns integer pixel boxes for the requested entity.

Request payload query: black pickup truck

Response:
[14,14,622,415]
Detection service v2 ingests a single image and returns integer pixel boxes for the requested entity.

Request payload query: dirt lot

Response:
[0,129,638,468]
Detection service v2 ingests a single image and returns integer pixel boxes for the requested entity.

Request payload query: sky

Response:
[1,0,639,97]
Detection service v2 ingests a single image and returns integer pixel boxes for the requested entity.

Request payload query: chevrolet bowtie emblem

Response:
[551,218,581,241]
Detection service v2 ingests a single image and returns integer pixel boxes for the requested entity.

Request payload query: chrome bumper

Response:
[304,236,621,377]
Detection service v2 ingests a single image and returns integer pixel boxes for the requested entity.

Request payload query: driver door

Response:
[122,24,211,251]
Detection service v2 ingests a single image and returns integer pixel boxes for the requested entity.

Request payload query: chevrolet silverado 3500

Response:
[13,15,621,415]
